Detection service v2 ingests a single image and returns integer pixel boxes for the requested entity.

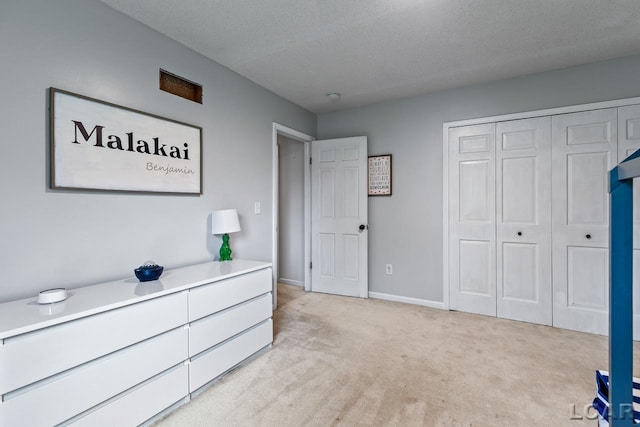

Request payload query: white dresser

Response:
[0,260,273,427]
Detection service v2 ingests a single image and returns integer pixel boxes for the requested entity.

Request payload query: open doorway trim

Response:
[272,123,314,309]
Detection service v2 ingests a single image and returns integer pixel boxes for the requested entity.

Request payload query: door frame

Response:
[272,123,314,309]
[442,95,640,312]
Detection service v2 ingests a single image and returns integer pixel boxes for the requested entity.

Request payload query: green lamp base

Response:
[219,233,233,261]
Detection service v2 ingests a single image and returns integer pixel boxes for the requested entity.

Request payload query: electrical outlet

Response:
[385,264,393,275]
[254,202,261,214]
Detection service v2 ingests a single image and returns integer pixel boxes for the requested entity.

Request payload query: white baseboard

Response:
[278,278,304,287]
[368,291,445,310]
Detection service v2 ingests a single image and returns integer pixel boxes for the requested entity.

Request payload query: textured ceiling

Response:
[100,0,640,114]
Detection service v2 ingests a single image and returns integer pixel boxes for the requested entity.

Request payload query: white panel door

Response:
[552,108,617,335]
[496,117,552,325]
[311,137,368,297]
[449,123,496,316]
[618,105,640,340]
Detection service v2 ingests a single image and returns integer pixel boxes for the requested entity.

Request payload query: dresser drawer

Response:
[189,319,273,392]
[0,292,187,395]
[188,268,271,321]
[69,364,189,427]
[0,327,188,427]
[189,293,272,357]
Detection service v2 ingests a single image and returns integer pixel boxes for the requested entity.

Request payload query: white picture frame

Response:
[50,88,202,194]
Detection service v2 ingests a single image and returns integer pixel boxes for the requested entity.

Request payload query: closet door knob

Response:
[517,231,522,236]
[586,234,592,239]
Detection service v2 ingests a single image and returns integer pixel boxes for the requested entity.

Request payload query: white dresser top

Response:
[0,259,271,339]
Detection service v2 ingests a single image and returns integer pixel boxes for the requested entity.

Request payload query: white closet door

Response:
[449,123,496,316]
[552,108,617,335]
[496,117,552,325]
[618,105,640,340]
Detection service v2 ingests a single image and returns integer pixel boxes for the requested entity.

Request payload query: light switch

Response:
[254,202,261,214]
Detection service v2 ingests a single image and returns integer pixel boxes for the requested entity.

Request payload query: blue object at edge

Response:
[608,150,638,427]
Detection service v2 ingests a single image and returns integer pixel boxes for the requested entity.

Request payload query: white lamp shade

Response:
[211,209,241,234]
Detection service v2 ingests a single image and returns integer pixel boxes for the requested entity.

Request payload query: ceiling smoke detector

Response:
[326,92,341,103]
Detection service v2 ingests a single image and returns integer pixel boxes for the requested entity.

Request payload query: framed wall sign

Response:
[50,88,202,194]
[368,154,392,196]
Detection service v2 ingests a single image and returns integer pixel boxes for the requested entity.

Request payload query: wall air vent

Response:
[159,69,202,104]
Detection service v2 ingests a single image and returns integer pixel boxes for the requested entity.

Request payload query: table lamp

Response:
[211,209,241,261]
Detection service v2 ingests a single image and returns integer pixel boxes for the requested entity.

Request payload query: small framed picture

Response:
[368,154,392,196]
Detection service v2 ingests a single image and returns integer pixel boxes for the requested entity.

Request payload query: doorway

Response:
[278,136,305,287]
[272,123,313,309]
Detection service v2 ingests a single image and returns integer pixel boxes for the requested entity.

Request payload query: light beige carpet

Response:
[154,284,640,426]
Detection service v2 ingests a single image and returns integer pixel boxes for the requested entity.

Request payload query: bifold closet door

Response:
[552,108,617,335]
[496,117,552,325]
[618,105,640,340]
[449,123,496,316]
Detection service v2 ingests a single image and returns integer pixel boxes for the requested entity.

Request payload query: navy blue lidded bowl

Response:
[134,261,164,282]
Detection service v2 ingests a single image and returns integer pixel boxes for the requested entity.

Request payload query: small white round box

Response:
[37,288,68,304]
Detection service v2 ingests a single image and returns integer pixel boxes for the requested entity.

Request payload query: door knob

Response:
[517,231,522,236]
[586,234,592,239]
[359,224,368,231]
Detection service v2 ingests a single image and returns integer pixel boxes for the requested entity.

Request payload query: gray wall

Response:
[317,55,640,303]
[0,0,316,302]
[278,136,305,285]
